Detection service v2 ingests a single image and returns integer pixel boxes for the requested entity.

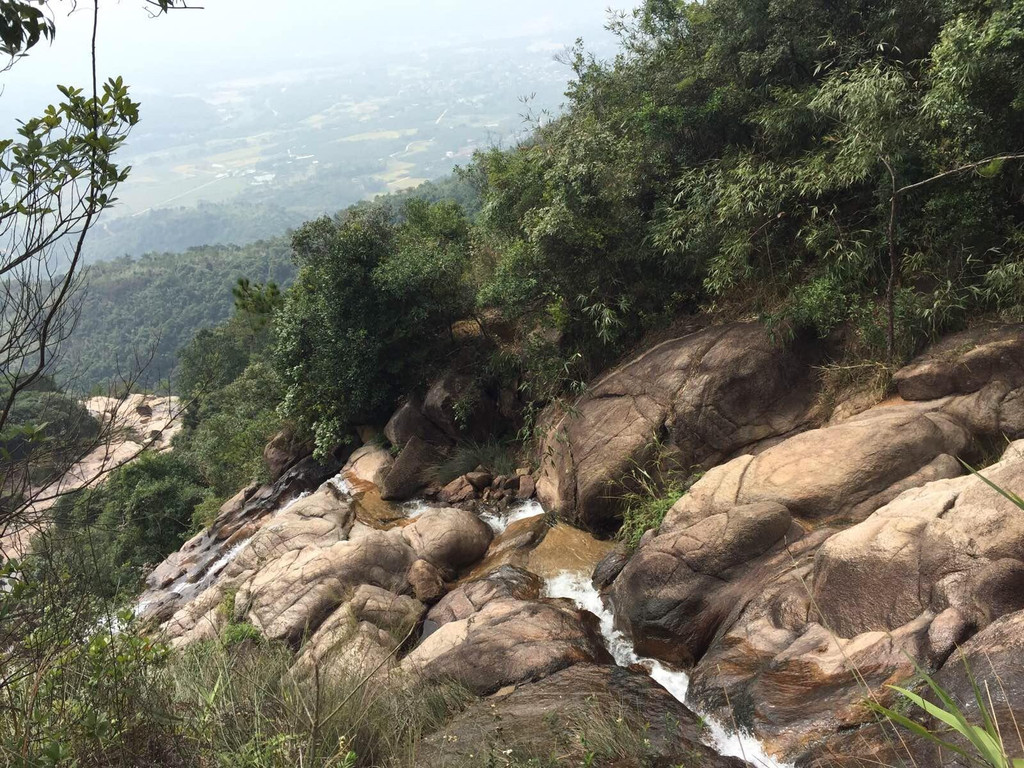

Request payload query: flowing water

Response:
[140,470,787,766]
[543,570,790,768]
[404,497,544,534]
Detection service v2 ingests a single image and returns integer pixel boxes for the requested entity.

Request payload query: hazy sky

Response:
[1,0,635,118]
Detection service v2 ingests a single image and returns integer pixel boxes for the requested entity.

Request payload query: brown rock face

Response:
[423,371,502,441]
[893,324,1024,401]
[603,323,1024,762]
[290,585,424,683]
[380,436,440,501]
[263,428,313,482]
[812,443,1024,638]
[401,597,611,694]
[426,565,542,627]
[160,502,491,648]
[416,664,746,768]
[536,323,819,532]
[383,397,451,447]
[609,402,976,664]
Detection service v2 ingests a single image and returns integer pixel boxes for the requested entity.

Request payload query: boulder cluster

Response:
[141,321,1024,767]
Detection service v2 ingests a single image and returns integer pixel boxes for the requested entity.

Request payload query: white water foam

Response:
[480,499,544,533]
[402,499,437,519]
[543,570,791,768]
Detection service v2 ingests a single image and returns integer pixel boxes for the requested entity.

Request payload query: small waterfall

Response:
[479,499,544,533]
[544,570,790,768]
[402,498,544,534]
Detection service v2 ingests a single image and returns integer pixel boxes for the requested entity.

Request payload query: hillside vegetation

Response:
[274,0,1024,451]
[7,0,1024,766]
[64,241,296,390]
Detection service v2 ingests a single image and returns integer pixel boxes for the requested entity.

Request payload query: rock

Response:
[893,324,1024,401]
[934,607,1024,751]
[291,585,423,683]
[162,505,491,647]
[383,397,451,448]
[138,455,341,623]
[380,436,439,501]
[408,559,445,602]
[689,613,930,761]
[416,664,745,768]
[464,470,492,491]
[536,323,819,532]
[426,565,542,627]
[651,439,1024,761]
[611,500,798,663]
[401,597,611,694]
[927,607,972,665]
[401,507,493,572]
[342,443,393,489]
[516,474,535,500]
[524,522,615,580]
[811,439,1024,637]
[463,513,550,579]
[591,545,630,591]
[439,475,476,503]
[263,428,313,482]
[423,371,501,441]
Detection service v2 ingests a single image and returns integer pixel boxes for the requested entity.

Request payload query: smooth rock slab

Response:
[402,597,611,694]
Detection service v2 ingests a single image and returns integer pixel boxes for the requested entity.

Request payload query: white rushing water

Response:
[479,499,544,533]
[543,570,791,768]
[404,498,544,534]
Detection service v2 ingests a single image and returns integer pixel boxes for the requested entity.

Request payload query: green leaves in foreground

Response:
[871,656,1023,768]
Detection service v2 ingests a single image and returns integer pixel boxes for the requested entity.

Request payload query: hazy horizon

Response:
[0,1,640,256]
[2,1,635,119]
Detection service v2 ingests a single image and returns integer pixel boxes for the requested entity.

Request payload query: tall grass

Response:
[433,439,519,486]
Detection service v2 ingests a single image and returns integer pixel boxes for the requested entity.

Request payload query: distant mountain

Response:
[64,172,483,392]
[86,202,306,264]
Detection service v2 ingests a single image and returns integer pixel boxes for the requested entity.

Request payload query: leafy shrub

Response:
[221,621,263,648]
[275,201,473,454]
[40,452,213,597]
[177,360,284,497]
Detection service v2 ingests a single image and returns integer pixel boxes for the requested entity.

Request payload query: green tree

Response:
[275,201,473,453]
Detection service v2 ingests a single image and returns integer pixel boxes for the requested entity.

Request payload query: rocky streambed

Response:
[139,321,1024,767]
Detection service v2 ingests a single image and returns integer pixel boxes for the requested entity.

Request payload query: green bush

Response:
[275,201,473,454]
[221,621,263,648]
[40,452,213,597]
[434,440,519,486]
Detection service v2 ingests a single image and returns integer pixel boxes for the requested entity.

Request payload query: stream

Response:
[144,471,789,767]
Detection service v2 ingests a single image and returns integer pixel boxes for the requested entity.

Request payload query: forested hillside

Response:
[65,241,296,389]
[64,172,483,391]
[8,0,1024,767]
[85,202,305,264]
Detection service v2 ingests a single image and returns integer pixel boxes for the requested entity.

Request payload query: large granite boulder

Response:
[674,440,1024,762]
[893,324,1024,401]
[812,440,1024,638]
[383,396,451,448]
[401,597,611,694]
[609,402,975,663]
[535,323,820,532]
[416,664,747,768]
[380,436,440,501]
[263,428,313,482]
[290,585,424,683]
[161,500,491,647]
